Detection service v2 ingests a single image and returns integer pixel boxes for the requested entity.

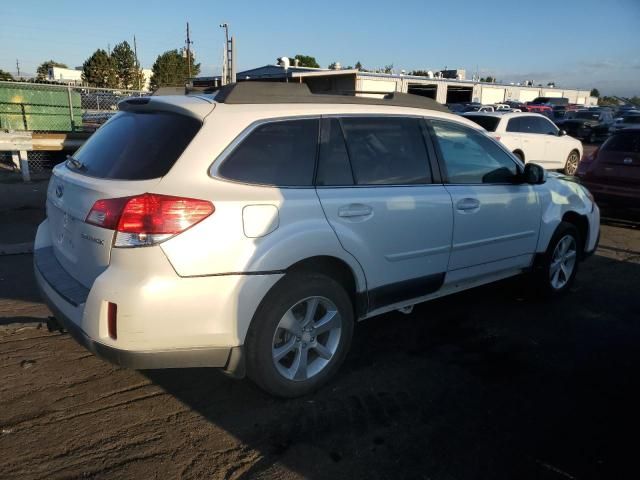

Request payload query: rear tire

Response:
[246,273,354,398]
[530,222,580,297]
[564,150,580,175]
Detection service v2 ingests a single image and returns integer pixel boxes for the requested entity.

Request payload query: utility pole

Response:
[15,59,21,78]
[219,23,235,85]
[185,22,193,79]
[133,35,141,90]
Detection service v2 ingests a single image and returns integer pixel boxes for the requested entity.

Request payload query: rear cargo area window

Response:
[71,111,201,180]
[218,119,319,186]
[465,116,500,132]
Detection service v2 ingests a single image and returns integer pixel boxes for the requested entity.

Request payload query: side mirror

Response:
[558,130,567,136]
[523,163,546,184]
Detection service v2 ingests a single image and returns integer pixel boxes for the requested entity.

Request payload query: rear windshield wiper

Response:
[66,155,86,171]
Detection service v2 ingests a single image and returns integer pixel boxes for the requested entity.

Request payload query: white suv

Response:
[464,111,583,175]
[35,83,600,397]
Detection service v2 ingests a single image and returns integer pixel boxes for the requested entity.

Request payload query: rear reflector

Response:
[107,302,117,339]
[86,193,214,247]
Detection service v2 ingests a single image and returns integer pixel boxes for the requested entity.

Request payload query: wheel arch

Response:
[286,255,366,317]
[561,211,589,257]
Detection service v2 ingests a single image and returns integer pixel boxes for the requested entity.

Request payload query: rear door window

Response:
[218,119,319,186]
[340,117,432,185]
[506,117,523,132]
[72,111,201,180]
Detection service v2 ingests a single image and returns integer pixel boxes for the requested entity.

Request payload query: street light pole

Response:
[219,23,231,84]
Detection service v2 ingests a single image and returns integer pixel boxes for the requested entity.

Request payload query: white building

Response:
[47,66,83,85]
[211,65,596,107]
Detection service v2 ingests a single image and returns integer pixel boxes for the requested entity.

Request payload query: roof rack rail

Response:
[212,82,448,112]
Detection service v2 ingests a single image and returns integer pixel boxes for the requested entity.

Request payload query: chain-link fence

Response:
[0,81,149,133]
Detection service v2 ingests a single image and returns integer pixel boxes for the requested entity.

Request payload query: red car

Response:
[526,104,553,116]
[576,129,640,206]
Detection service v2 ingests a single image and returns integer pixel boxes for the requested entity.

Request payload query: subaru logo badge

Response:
[55,184,64,198]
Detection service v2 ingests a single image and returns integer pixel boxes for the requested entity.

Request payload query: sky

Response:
[1,0,640,96]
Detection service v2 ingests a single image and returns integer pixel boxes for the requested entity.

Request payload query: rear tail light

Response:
[86,193,214,247]
[107,302,117,339]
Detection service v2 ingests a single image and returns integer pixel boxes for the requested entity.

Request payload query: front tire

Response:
[564,150,580,175]
[246,273,354,397]
[531,222,580,297]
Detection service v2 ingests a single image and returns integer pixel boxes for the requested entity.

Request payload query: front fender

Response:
[535,174,595,253]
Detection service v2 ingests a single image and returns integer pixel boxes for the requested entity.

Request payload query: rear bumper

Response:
[32,219,281,376]
[35,261,243,373]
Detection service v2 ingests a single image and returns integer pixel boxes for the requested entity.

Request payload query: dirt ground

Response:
[1,205,639,479]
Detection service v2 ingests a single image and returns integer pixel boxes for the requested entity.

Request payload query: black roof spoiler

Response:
[211,82,449,112]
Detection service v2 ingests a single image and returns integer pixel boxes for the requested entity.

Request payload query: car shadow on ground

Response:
[143,253,640,480]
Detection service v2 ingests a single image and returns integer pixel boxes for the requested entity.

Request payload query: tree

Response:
[630,96,640,107]
[383,64,394,74]
[410,70,431,77]
[0,69,14,81]
[149,49,200,90]
[590,88,600,98]
[82,49,117,88]
[355,61,363,71]
[36,60,68,81]
[598,96,619,106]
[112,41,144,90]
[292,54,320,68]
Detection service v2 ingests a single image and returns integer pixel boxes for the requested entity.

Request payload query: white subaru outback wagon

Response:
[35,83,600,397]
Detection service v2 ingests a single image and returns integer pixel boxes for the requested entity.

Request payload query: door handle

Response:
[338,204,373,218]
[456,198,480,211]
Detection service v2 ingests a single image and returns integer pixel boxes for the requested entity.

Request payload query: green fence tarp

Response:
[0,84,83,132]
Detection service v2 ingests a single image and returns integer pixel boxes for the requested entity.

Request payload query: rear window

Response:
[71,111,201,180]
[464,115,500,132]
[602,133,640,153]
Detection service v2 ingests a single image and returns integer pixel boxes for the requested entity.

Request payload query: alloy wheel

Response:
[549,235,577,290]
[565,152,580,176]
[272,296,342,381]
